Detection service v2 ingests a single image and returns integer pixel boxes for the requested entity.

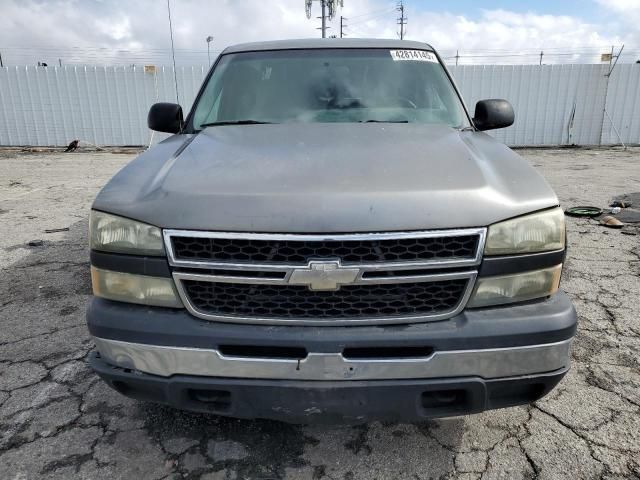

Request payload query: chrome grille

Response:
[182,279,469,319]
[170,235,479,265]
[165,229,485,326]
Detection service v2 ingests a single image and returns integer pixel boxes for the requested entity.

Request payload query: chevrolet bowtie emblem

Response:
[288,260,360,291]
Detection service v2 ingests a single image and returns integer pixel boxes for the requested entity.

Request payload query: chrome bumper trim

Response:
[93,337,572,381]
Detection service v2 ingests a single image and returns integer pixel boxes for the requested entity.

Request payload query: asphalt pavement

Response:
[0,146,639,479]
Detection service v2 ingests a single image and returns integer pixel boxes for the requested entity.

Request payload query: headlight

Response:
[467,265,562,308]
[91,267,182,308]
[484,208,565,256]
[90,211,164,256]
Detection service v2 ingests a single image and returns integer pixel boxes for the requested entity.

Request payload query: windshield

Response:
[191,48,469,129]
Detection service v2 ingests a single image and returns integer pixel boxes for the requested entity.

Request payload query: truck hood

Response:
[93,123,558,232]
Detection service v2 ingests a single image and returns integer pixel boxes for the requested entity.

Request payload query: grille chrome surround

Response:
[164,228,486,272]
[173,270,477,325]
[164,229,485,326]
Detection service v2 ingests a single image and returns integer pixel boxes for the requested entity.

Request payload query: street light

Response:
[206,36,213,66]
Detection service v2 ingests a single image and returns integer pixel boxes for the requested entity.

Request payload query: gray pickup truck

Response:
[87,39,576,423]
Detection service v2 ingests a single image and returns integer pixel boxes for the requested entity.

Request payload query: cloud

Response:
[594,0,640,48]
[0,0,635,66]
[597,0,640,15]
[0,0,320,65]
[342,6,626,63]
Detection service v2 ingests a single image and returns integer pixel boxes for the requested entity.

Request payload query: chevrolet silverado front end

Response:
[86,39,576,423]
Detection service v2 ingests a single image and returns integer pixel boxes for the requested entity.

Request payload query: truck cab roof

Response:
[222,38,435,55]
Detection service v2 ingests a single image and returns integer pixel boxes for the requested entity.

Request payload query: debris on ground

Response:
[565,206,602,217]
[64,139,79,152]
[566,194,640,234]
[610,192,640,224]
[599,215,624,228]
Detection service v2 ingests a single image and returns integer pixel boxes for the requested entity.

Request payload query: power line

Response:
[346,7,395,25]
[347,11,394,27]
[7,42,615,53]
[4,43,627,56]
[2,43,637,67]
[347,5,395,19]
[343,23,370,38]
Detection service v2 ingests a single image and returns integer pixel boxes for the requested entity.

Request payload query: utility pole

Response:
[397,1,407,40]
[455,50,459,66]
[206,36,213,66]
[0,52,3,68]
[340,16,347,38]
[305,1,343,38]
[166,0,180,106]
[319,0,328,38]
[539,51,543,66]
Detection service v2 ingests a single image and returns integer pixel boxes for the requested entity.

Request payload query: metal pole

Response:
[397,1,406,40]
[340,16,346,38]
[598,46,616,146]
[166,0,180,106]
[609,45,614,68]
[321,0,327,38]
[0,52,3,68]
[455,50,459,66]
[607,44,624,77]
[604,109,627,150]
[539,51,543,65]
[206,36,213,67]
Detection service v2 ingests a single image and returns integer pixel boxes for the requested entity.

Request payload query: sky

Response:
[0,0,638,66]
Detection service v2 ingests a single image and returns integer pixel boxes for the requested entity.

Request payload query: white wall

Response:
[0,65,206,147]
[0,63,638,147]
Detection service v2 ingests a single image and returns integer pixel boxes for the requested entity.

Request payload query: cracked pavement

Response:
[1,147,639,479]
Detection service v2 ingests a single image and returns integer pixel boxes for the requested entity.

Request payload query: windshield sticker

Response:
[390,50,438,62]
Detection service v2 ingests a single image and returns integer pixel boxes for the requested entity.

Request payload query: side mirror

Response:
[473,99,514,131]
[147,102,184,134]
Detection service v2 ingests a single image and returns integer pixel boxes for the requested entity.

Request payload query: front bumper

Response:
[90,352,567,423]
[87,291,577,422]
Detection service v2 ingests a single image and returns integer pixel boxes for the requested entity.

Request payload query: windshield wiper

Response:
[359,120,409,123]
[200,120,274,127]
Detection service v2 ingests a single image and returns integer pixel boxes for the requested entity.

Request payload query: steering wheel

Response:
[392,96,418,109]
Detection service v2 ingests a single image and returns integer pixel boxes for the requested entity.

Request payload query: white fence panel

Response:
[602,64,640,145]
[1,63,639,147]
[449,64,610,146]
[0,65,206,147]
